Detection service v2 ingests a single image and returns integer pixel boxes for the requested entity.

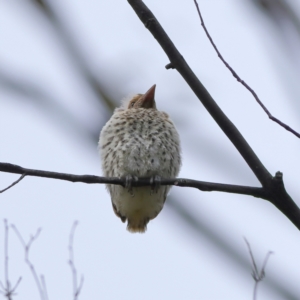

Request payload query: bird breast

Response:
[99,108,181,179]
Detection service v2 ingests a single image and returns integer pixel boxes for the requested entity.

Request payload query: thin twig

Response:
[244,238,273,300]
[40,275,48,300]
[68,221,84,300]
[193,0,300,138]
[0,174,26,193]
[4,220,9,293]
[0,220,22,300]
[11,225,48,300]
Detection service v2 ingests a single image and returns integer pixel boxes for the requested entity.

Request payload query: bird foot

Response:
[150,175,161,194]
[125,175,138,197]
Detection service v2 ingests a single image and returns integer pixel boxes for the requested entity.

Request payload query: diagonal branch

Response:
[126,0,300,230]
[127,0,271,187]
[193,0,300,139]
[0,174,26,193]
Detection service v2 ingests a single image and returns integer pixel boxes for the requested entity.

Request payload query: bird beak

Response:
[140,84,156,108]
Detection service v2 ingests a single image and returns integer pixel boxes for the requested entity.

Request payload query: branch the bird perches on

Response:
[1,162,300,230]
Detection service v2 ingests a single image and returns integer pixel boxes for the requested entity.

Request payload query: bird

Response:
[99,84,181,233]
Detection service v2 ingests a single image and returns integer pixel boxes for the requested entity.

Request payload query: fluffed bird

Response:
[99,85,181,233]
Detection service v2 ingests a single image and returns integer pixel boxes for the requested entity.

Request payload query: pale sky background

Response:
[1,0,300,299]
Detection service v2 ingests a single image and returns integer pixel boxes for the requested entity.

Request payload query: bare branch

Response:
[68,221,84,300]
[125,0,300,230]
[4,220,10,290]
[0,220,22,300]
[244,238,273,300]
[127,0,271,186]
[40,275,48,300]
[193,0,300,139]
[11,225,48,300]
[0,174,26,194]
[0,162,265,197]
[167,199,295,299]
[1,162,300,229]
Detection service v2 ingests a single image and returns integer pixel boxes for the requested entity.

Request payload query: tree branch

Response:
[68,221,84,300]
[0,162,265,197]
[244,238,273,300]
[0,220,22,300]
[193,0,300,139]
[0,174,26,193]
[126,0,300,230]
[1,162,300,229]
[127,0,272,187]
[11,225,47,300]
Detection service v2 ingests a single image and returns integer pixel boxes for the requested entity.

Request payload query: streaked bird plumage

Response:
[99,85,181,233]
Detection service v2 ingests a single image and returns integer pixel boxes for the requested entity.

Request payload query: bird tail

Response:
[127,218,148,233]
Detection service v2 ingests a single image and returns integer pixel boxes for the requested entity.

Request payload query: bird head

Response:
[127,85,157,109]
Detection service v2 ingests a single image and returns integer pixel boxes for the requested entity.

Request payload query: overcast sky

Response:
[1,0,300,299]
